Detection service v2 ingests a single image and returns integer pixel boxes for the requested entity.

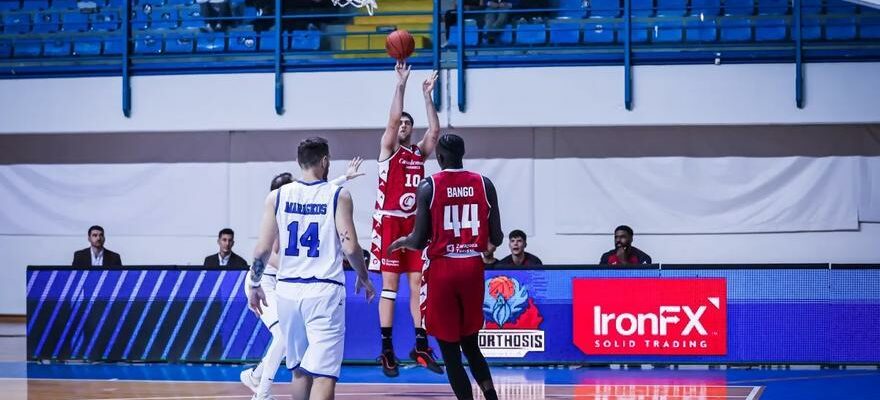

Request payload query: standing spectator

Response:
[484,0,516,44]
[497,230,542,266]
[72,225,122,267]
[599,225,652,265]
[203,228,249,268]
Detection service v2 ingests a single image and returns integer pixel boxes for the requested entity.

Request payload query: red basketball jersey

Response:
[427,170,491,259]
[376,145,425,215]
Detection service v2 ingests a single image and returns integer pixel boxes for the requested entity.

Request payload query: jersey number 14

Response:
[443,204,480,238]
[285,221,320,258]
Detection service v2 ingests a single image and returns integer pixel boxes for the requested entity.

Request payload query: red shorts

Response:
[423,256,485,342]
[369,214,424,274]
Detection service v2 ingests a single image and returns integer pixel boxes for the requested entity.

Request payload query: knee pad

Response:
[381,289,398,301]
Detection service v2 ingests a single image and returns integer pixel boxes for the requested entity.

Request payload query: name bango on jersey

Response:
[275,180,344,285]
[376,145,425,216]
[427,170,491,259]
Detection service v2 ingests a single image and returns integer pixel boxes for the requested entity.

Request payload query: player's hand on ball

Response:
[356,275,376,303]
[346,157,366,180]
[395,61,411,83]
[423,71,438,97]
[247,285,268,316]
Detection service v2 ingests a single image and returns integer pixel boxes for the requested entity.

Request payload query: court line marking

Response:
[745,385,761,400]
[727,371,880,384]
[8,377,761,388]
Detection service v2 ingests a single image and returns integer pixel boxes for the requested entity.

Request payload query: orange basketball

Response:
[488,276,515,300]
[386,30,415,61]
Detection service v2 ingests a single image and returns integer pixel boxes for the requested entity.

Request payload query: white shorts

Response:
[276,281,346,380]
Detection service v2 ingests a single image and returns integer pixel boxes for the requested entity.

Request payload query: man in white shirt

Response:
[203,228,249,269]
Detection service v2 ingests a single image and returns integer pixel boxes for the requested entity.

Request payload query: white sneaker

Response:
[240,368,259,394]
[251,395,277,400]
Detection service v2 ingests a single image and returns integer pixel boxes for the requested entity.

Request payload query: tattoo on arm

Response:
[339,230,351,243]
[251,259,265,284]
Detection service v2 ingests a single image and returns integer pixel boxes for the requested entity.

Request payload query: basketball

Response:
[386,30,415,61]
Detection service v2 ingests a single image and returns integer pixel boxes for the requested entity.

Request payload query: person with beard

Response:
[599,225,652,265]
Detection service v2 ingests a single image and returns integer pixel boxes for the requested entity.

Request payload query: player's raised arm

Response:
[334,188,376,302]
[388,178,433,253]
[380,62,411,160]
[483,176,503,248]
[417,71,441,157]
[248,190,279,315]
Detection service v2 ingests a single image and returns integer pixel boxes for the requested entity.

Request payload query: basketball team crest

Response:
[478,276,545,358]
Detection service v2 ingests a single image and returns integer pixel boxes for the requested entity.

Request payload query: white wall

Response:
[1,63,880,134]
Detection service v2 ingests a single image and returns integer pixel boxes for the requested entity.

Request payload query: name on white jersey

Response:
[447,187,475,198]
[284,202,328,215]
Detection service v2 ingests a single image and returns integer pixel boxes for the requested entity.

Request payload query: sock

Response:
[481,388,499,400]
[381,327,393,353]
[415,328,429,351]
[461,333,495,398]
[257,324,285,397]
[252,363,263,380]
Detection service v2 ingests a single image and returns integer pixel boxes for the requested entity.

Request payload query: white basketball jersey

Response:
[275,180,344,285]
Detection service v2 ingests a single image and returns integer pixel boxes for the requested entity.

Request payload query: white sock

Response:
[258,324,286,397]
[252,362,264,380]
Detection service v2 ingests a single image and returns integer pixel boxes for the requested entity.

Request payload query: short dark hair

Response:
[297,137,330,169]
[88,225,104,235]
[438,134,465,159]
[614,225,634,236]
[270,172,293,191]
[401,111,414,126]
[218,228,235,238]
[508,229,527,241]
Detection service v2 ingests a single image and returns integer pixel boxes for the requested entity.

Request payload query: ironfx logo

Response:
[573,278,727,356]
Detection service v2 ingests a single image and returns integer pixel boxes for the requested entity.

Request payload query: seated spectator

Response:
[203,228,249,268]
[198,0,233,31]
[484,0,516,44]
[599,225,652,265]
[497,229,542,266]
[482,246,499,265]
[444,0,485,41]
[72,225,122,267]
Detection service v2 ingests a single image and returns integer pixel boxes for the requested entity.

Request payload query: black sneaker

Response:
[378,349,399,377]
[410,347,444,374]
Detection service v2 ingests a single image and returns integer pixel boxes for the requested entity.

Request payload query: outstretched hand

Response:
[395,61,411,83]
[422,70,439,97]
[345,157,366,181]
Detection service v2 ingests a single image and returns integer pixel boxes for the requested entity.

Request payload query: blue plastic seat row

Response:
[2,10,123,33]
[567,0,862,18]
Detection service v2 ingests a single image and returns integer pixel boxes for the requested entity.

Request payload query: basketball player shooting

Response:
[370,62,443,377]
[247,138,375,400]
[241,157,366,400]
[389,134,504,400]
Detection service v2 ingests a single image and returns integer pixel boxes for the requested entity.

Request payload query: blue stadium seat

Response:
[131,8,150,30]
[91,10,120,31]
[720,17,752,40]
[690,0,721,16]
[824,17,856,40]
[515,22,547,45]
[291,28,320,50]
[179,5,205,29]
[139,0,165,7]
[632,0,654,16]
[150,7,178,29]
[824,0,856,15]
[51,0,78,9]
[583,21,616,42]
[626,21,650,42]
[241,6,257,25]
[166,0,194,5]
[134,32,162,53]
[72,39,101,55]
[548,18,581,44]
[196,31,224,52]
[13,40,41,56]
[21,0,48,10]
[801,0,821,15]
[43,38,71,55]
[102,36,124,54]
[497,24,514,44]
[801,17,821,40]
[0,40,11,57]
[588,0,621,17]
[861,16,880,39]
[3,12,32,33]
[651,19,683,41]
[61,10,89,31]
[754,16,786,40]
[756,0,787,15]
[723,0,754,16]
[164,33,194,52]
[447,20,480,47]
[557,0,584,18]
[33,11,61,32]
[258,30,287,51]
[229,28,257,51]
[0,0,21,11]
[656,0,685,16]
[684,17,717,41]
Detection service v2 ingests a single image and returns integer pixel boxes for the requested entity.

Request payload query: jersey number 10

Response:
[285,221,320,258]
[443,204,480,238]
